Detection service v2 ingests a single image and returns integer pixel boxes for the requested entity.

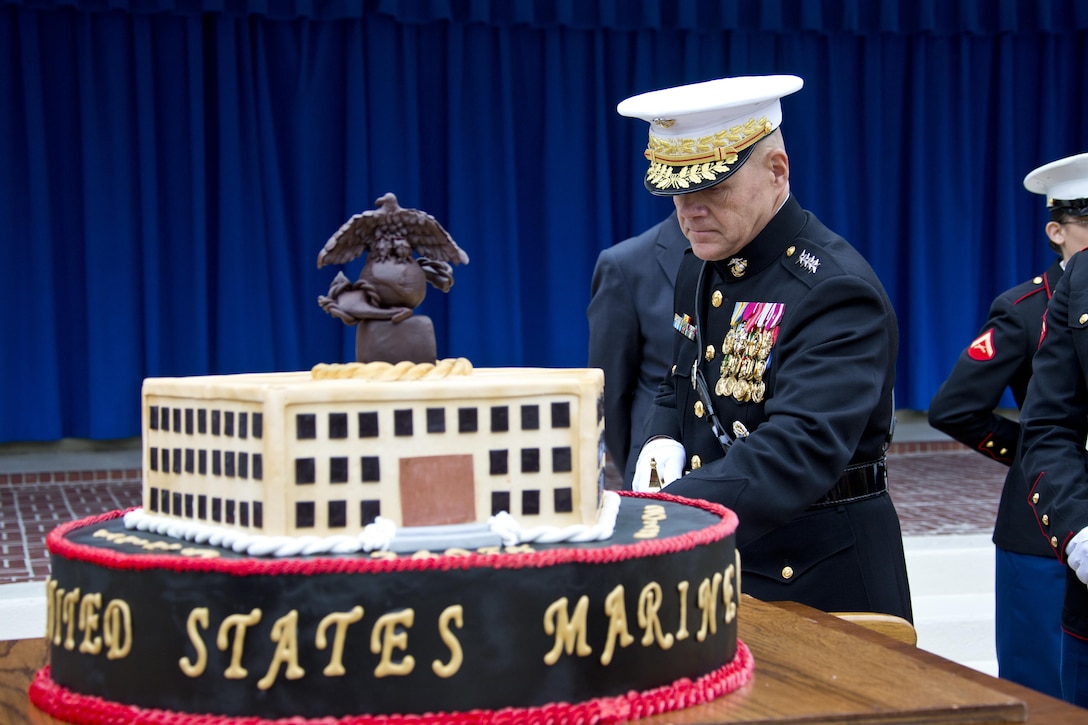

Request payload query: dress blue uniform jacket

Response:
[1021,250,1088,638]
[929,260,1063,556]
[587,212,688,487]
[646,196,913,621]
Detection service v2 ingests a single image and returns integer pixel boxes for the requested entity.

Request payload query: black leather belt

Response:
[809,459,888,508]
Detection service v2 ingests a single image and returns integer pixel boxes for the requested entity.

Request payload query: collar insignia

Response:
[728,257,748,278]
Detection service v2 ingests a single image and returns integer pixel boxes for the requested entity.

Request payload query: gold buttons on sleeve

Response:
[986,441,994,449]
[1052,536,1059,548]
[781,566,794,580]
[999,448,1008,455]
[1081,313,1088,325]
[690,455,701,470]
[1033,493,1040,504]
[1042,514,1050,526]
[694,401,705,418]
[712,290,723,308]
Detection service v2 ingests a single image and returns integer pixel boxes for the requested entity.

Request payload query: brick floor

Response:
[0,441,1003,585]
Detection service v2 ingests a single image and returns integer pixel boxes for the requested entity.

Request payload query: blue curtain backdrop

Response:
[3,0,1088,441]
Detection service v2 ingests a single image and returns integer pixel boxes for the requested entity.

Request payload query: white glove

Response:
[1066,527,1088,584]
[632,437,686,493]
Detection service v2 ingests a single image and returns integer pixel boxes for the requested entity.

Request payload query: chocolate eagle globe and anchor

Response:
[317,192,470,364]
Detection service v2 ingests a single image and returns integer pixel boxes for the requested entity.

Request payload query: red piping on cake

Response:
[47,493,739,578]
[29,640,753,725]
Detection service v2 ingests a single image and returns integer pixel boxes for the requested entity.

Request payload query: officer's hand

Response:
[632,437,686,492]
[1066,527,1088,584]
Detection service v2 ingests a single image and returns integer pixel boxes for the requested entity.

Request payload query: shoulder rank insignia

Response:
[796,249,821,274]
[967,328,996,361]
[673,313,696,340]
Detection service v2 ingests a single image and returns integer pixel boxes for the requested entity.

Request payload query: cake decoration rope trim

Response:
[311,357,473,380]
[29,640,754,724]
[47,493,738,577]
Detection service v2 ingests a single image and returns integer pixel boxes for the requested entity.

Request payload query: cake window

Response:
[329,412,349,439]
[211,410,221,436]
[239,452,249,479]
[161,407,170,431]
[161,448,169,472]
[198,449,207,475]
[148,487,159,512]
[212,450,221,476]
[253,501,263,528]
[520,448,540,473]
[252,413,263,439]
[554,487,573,513]
[491,406,509,432]
[522,490,540,516]
[297,413,316,440]
[394,409,413,436]
[198,495,207,520]
[295,501,315,528]
[551,402,571,429]
[198,409,208,434]
[173,492,183,516]
[328,500,347,528]
[361,500,381,525]
[238,412,248,439]
[597,394,604,424]
[296,458,316,484]
[253,453,263,480]
[426,408,446,433]
[520,405,540,431]
[225,451,236,478]
[150,447,159,471]
[225,499,236,524]
[173,448,182,474]
[160,489,170,514]
[173,408,182,434]
[458,407,478,433]
[239,501,250,527]
[359,411,379,437]
[330,456,349,483]
[491,491,511,515]
[361,456,380,482]
[224,411,235,437]
[184,449,195,473]
[185,408,194,435]
[149,406,159,430]
[489,450,508,475]
[552,446,572,473]
[211,498,222,522]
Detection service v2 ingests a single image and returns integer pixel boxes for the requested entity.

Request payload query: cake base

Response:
[31,492,749,723]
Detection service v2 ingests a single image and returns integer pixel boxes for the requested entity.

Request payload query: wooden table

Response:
[4,596,1085,723]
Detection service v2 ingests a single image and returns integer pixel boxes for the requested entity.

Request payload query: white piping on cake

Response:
[121,490,620,557]
[487,491,621,546]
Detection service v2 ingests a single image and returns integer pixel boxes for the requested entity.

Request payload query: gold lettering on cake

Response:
[696,572,723,642]
[543,596,592,665]
[61,587,81,650]
[78,593,103,655]
[316,606,364,677]
[432,605,464,678]
[257,610,306,690]
[600,586,634,666]
[44,579,130,659]
[92,528,220,558]
[675,581,691,641]
[371,610,415,677]
[637,582,674,650]
[633,504,667,539]
[722,564,737,625]
[103,599,132,659]
[218,609,262,679]
[180,608,209,677]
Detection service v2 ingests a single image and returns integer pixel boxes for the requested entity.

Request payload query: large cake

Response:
[29,362,752,724]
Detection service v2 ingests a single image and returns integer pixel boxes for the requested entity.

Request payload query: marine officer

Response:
[621,75,912,621]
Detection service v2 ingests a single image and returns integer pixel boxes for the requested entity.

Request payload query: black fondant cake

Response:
[31,492,750,724]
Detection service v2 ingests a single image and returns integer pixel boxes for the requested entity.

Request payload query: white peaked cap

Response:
[1024,153,1088,207]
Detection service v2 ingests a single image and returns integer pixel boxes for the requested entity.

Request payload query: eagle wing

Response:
[316,195,469,268]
